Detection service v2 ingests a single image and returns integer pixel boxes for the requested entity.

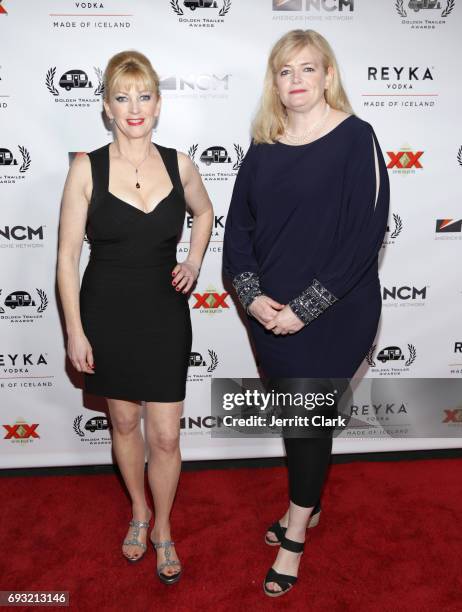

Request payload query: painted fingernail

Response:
[172,282,176,285]
[176,287,180,291]
[172,272,176,276]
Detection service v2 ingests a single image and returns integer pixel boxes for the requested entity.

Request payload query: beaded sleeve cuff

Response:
[232,271,263,311]
[288,279,338,326]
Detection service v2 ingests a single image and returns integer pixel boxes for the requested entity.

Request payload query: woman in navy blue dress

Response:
[223,30,389,597]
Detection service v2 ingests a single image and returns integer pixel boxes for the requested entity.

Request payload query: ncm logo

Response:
[383,286,427,300]
[0,226,44,241]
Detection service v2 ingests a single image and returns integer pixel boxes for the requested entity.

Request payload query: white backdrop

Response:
[1,0,461,468]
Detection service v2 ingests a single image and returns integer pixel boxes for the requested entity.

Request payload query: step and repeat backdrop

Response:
[1,0,461,467]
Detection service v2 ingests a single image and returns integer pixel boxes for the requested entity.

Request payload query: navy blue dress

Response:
[223,115,389,379]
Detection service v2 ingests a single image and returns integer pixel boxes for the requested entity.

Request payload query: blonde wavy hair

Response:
[252,30,353,144]
[103,50,160,101]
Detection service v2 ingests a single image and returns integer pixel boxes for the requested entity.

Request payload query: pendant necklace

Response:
[116,143,153,189]
[284,104,331,145]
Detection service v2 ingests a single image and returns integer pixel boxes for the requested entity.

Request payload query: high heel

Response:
[122,518,150,563]
[263,536,304,597]
[264,500,321,546]
[151,540,182,585]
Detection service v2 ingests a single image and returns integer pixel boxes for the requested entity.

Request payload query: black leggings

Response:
[268,377,344,509]
[283,435,333,508]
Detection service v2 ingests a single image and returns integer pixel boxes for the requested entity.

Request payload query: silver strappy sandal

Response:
[123,519,150,563]
[152,540,182,585]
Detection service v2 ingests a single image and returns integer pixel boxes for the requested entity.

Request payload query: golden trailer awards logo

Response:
[395,0,455,29]
[0,146,31,184]
[188,143,244,182]
[188,349,219,382]
[73,414,112,446]
[0,288,48,324]
[3,419,40,444]
[46,66,104,107]
[366,344,416,375]
[170,0,232,27]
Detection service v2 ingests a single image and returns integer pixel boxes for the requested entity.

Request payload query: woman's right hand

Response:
[67,332,95,374]
[247,295,285,326]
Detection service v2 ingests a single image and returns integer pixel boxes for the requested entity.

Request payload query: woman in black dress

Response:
[223,30,389,597]
[57,50,213,584]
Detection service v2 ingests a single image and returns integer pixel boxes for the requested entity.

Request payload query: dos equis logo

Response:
[3,419,40,444]
[387,146,423,174]
[170,0,232,27]
[192,286,230,314]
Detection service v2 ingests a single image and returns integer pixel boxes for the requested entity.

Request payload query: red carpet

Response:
[1,458,461,611]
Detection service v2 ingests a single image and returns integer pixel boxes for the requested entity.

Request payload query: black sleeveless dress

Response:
[80,143,192,402]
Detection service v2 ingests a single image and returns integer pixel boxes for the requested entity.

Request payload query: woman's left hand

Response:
[264,304,304,336]
[171,260,200,294]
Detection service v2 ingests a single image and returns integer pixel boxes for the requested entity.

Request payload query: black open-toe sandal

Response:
[264,500,321,546]
[152,540,182,585]
[263,536,304,597]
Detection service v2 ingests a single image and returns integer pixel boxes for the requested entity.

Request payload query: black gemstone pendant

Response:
[136,182,140,189]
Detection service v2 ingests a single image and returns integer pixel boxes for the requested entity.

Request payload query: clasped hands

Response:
[248,295,304,336]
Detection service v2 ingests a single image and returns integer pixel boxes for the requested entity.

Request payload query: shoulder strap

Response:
[155,144,184,196]
[87,144,109,201]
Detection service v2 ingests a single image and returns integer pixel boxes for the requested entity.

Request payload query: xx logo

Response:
[442,409,462,423]
[3,423,40,439]
[387,151,423,169]
[193,292,229,309]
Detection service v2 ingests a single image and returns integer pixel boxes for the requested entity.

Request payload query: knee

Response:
[148,429,180,455]
[111,414,140,436]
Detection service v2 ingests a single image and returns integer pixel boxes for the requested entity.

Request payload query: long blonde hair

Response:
[252,30,353,144]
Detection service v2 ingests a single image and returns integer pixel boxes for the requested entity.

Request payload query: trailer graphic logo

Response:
[0,288,48,323]
[188,143,244,182]
[395,0,455,29]
[46,66,104,106]
[170,0,231,26]
[0,146,31,184]
[366,344,417,374]
[3,419,40,444]
[74,414,112,445]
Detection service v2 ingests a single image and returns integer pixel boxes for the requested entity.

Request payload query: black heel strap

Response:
[267,521,286,542]
[265,567,297,590]
[281,536,304,553]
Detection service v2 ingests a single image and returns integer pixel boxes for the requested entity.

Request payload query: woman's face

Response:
[275,45,333,113]
[104,81,160,139]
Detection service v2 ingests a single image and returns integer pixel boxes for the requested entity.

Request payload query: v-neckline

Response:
[106,143,175,216]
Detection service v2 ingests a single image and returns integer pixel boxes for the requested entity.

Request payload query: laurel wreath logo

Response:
[219,0,232,16]
[18,146,31,174]
[171,0,184,16]
[46,67,59,97]
[207,349,219,372]
[366,344,376,367]
[0,289,4,314]
[36,289,48,313]
[188,144,199,169]
[405,343,416,366]
[457,146,462,166]
[395,0,406,17]
[73,415,85,437]
[390,213,403,238]
[94,67,104,96]
[232,144,244,171]
[441,0,454,17]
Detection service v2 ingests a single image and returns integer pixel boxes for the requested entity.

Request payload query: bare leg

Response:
[107,398,151,561]
[145,401,183,577]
